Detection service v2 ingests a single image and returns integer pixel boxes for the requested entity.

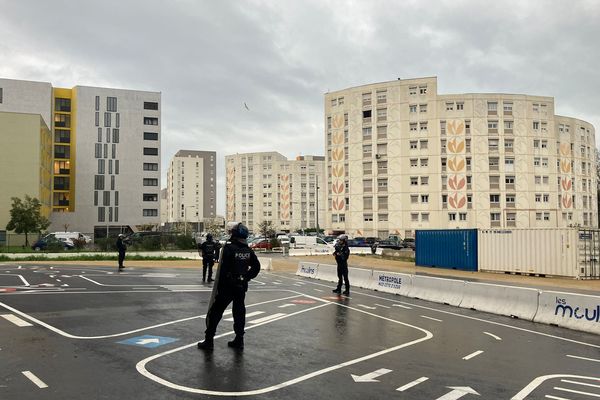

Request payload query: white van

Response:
[290,235,333,253]
[51,232,90,244]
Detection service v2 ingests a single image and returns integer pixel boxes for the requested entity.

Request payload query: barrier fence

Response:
[296,262,600,336]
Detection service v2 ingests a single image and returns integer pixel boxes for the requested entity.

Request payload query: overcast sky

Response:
[1,0,598,215]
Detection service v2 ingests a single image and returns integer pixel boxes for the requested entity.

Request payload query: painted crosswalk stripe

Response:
[1,314,33,327]
[249,313,286,324]
[554,386,600,397]
[397,376,429,391]
[462,350,484,360]
[22,371,48,388]
[560,379,600,389]
[225,311,264,321]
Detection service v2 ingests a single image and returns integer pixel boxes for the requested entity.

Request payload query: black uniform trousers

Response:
[205,284,246,339]
[118,250,125,267]
[336,261,350,291]
[202,257,215,280]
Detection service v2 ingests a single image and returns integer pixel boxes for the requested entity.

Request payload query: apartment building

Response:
[0,78,161,237]
[225,152,326,233]
[166,150,217,228]
[325,77,597,238]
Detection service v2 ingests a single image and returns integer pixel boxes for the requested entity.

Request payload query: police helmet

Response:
[228,222,249,239]
[206,233,213,241]
[337,234,348,241]
[118,234,125,238]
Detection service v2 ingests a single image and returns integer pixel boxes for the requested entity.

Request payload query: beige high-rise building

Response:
[166,150,216,228]
[325,77,597,238]
[225,152,326,233]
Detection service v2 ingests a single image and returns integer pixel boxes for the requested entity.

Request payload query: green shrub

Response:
[174,234,195,250]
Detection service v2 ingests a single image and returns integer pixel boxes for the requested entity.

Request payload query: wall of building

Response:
[0,78,52,127]
[325,77,597,238]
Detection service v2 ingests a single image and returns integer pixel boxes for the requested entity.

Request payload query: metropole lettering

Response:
[378,274,402,288]
[555,297,600,322]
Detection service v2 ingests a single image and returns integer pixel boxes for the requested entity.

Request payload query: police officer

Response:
[199,233,220,282]
[198,222,260,350]
[332,234,350,295]
[116,234,128,272]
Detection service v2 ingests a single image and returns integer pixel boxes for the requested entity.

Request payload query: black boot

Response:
[197,338,214,350]
[227,336,244,349]
[343,289,350,296]
[332,288,341,294]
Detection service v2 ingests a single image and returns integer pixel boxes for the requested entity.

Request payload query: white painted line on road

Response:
[22,371,48,388]
[462,350,484,360]
[561,379,600,389]
[225,311,264,321]
[514,374,600,399]
[56,279,61,282]
[272,282,282,285]
[293,284,302,287]
[554,386,600,397]
[78,275,158,287]
[397,376,429,391]
[249,313,286,324]
[351,368,392,382]
[358,304,377,310]
[392,304,412,309]
[545,395,570,400]
[483,332,502,341]
[278,304,296,308]
[0,274,30,286]
[420,315,442,322]
[375,304,391,309]
[18,266,22,269]
[313,289,324,292]
[1,313,33,327]
[567,355,600,363]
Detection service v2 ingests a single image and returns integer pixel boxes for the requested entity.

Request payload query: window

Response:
[459,213,467,221]
[446,102,454,111]
[98,159,105,174]
[488,101,498,114]
[410,194,418,204]
[107,97,117,112]
[377,125,387,139]
[422,213,430,222]
[421,195,429,203]
[378,213,388,222]
[377,160,387,174]
[419,85,427,95]
[98,207,105,222]
[144,132,158,140]
[490,194,500,204]
[409,104,417,113]
[533,121,540,130]
[94,175,105,190]
[144,101,159,110]
[376,143,387,156]
[377,108,387,122]
[411,213,419,222]
[363,144,372,158]
[421,176,429,185]
[504,120,513,132]
[55,98,71,112]
[488,120,498,133]
[534,157,541,167]
[143,209,158,217]
[362,110,371,121]
[376,90,387,104]
[419,104,427,113]
[54,114,71,128]
[490,212,501,221]
[420,122,428,131]
[377,178,388,191]
[363,162,372,175]
[362,93,372,106]
[409,86,417,95]
[143,178,158,186]
[503,102,513,115]
[363,197,373,210]
[54,145,70,159]
[410,123,418,132]
[488,139,499,151]
[363,179,373,192]
[363,213,373,222]
[104,112,111,127]
[144,147,158,156]
[112,128,119,143]
[410,141,418,150]
[410,177,418,186]
[144,117,159,125]
[420,158,428,167]
[456,102,464,110]
[419,140,428,150]
[0,87,3,103]
[143,163,158,171]
[448,213,457,221]
[363,127,372,139]
[378,196,388,210]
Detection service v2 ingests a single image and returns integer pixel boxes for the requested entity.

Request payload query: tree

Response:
[6,195,50,246]
[258,220,276,239]
[204,219,222,238]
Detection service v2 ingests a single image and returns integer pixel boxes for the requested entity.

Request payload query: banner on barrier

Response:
[369,271,411,295]
[535,291,600,335]
[297,262,319,278]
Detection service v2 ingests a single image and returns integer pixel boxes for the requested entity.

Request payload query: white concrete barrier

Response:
[258,257,272,271]
[409,275,465,306]
[534,290,600,335]
[289,249,313,257]
[296,262,319,279]
[369,271,412,296]
[315,263,338,283]
[349,247,373,255]
[375,247,383,256]
[349,267,373,289]
[459,282,539,320]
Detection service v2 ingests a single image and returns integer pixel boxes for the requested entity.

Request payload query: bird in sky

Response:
[244,102,250,111]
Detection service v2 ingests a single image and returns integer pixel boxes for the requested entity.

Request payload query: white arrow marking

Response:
[436,386,479,399]
[483,332,502,341]
[462,350,484,360]
[137,338,161,345]
[358,304,377,310]
[393,304,412,309]
[351,368,392,382]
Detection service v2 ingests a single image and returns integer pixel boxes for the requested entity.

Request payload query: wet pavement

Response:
[1,263,599,399]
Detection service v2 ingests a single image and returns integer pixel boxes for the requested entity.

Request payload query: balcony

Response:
[490,202,500,208]
[491,221,501,227]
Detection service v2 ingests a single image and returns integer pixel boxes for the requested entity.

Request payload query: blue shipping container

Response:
[415,229,478,271]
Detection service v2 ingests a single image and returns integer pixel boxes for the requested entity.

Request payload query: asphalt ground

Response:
[1,263,599,399]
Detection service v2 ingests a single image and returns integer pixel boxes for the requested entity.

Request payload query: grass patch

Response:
[0,254,189,262]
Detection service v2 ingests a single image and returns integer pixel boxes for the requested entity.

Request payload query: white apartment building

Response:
[325,77,597,238]
[225,152,326,233]
[0,78,162,237]
[166,150,216,227]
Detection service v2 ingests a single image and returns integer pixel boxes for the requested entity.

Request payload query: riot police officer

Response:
[199,233,220,282]
[332,234,350,295]
[197,222,260,350]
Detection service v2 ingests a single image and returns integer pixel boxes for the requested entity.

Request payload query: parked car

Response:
[277,234,291,245]
[347,238,371,247]
[322,235,337,243]
[32,235,75,251]
[402,237,416,250]
[372,239,403,251]
[249,238,272,250]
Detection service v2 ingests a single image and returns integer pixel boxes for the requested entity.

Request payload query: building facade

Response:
[225,152,326,233]
[0,78,161,237]
[166,150,217,228]
[325,77,597,238]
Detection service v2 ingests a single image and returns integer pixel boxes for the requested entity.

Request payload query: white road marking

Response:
[272,282,282,285]
[554,386,600,397]
[137,338,160,345]
[483,332,502,341]
[293,284,302,287]
[18,266,22,269]
[358,304,377,310]
[462,350,484,360]
[22,371,48,388]
[56,279,61,282]
[0,273,30,286]
[136,293,434,397]
[436,386,479,399]
[278,304,296,308]
[79,275,159,287]
[420,315,442,322]
[351,368,392,382]
[511,375,600,399]
[397,376,429,391]
[561,379,600,389]
[567,355,600,363]
[313,289,324,292]
[1,313,33,327]
[392,304,412,309]
[225,311,264,321]
[374,304,391,309]
[0,293,302,339]
[249,313,286,324]
[545,395,570,400]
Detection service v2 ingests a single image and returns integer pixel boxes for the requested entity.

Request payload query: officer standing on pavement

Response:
[332,234,350,295]
[197,222,260,350]
[198,233,220,283]
[116,234,128,272]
